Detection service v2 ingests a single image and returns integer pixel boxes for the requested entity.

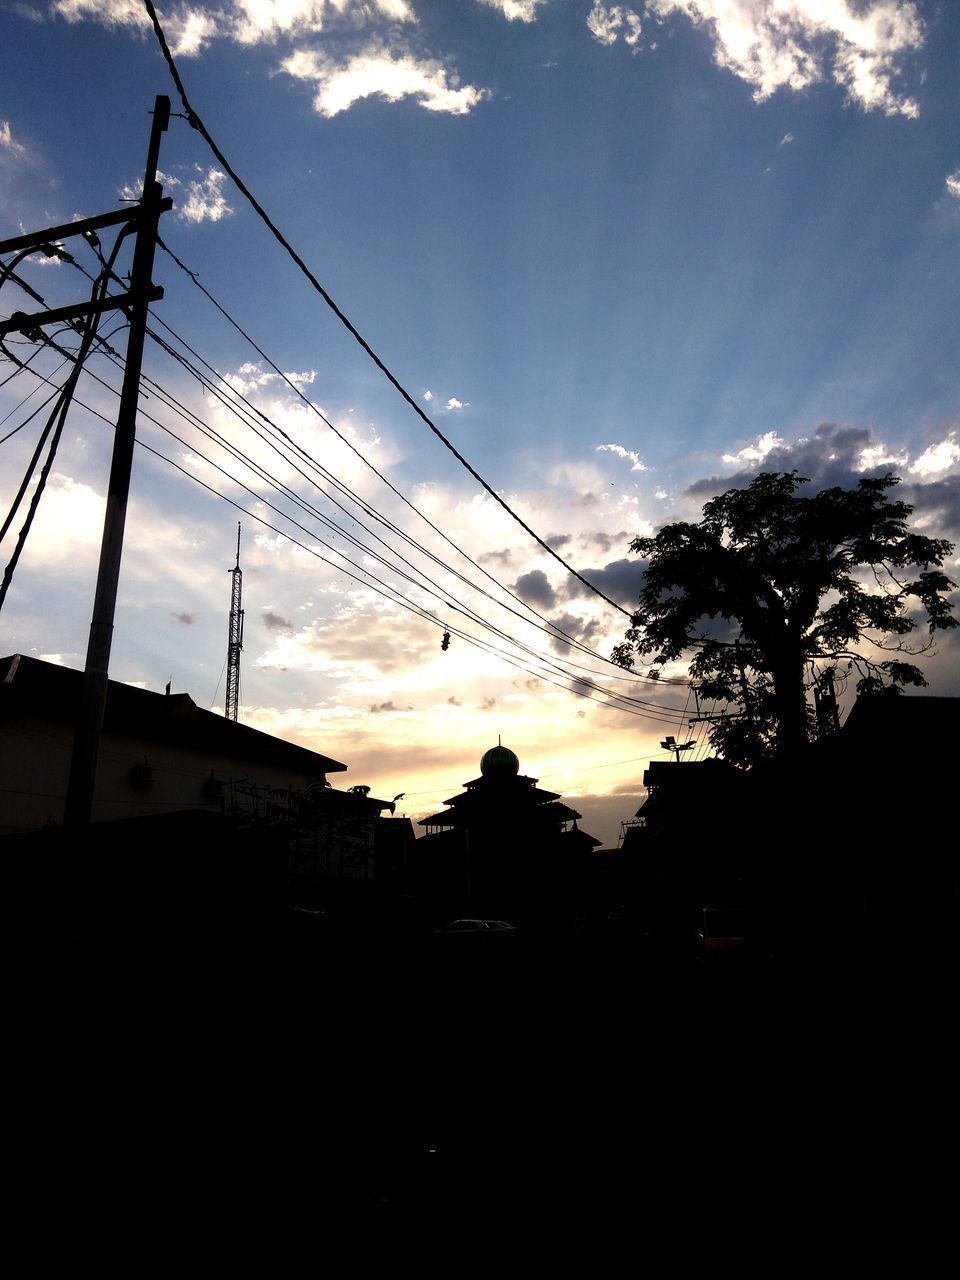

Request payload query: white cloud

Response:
[445,397,466,410]
[52,0,147,28]
[909,433,960,479]
[178,167,233,223]
[423,389,434,402]
[281,41,490,116]
[644,0,924,118]
[721,430,786,466]
[596,443,648,471]
[0,120,26,156]
[164,7,221,56]
[779,131,795,145]
[477,0,552,21]
[857,443,908,472]
[587,3,643,48]
[946,170,960,200]
[52,1,416,53]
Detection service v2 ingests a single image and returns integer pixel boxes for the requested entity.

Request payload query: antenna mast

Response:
[224,523,243,722]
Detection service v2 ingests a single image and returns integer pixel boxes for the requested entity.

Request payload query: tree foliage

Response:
[613,472,957,763]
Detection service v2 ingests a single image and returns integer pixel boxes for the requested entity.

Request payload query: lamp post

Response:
[660,734,695,764]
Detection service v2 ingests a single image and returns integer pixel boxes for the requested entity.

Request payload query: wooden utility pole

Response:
[62,97,170,836]
[62,94,171,834]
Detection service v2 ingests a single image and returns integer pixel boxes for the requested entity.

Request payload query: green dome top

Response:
[480,744,519,778]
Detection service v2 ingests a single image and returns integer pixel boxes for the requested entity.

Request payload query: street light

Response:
[660,734,695,763]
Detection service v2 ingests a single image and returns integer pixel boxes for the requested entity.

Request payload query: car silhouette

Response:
[434,919,518,937]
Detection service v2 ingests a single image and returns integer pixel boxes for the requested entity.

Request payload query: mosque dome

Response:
[480,744,519,779]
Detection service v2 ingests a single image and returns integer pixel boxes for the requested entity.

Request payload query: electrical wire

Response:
[0,233,126,614]
[61,230,683,693]
[141,0,635,621]
[9,336,684,722]
[141,258,684,688]
[155,239,652,676]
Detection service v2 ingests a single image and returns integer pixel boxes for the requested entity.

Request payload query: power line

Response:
[9,346,684,723]
[140,314,680,696]
[151,243,685,686]
[141,0,635,621]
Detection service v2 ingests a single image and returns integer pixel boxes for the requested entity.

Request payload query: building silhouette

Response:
[415,742,600,925]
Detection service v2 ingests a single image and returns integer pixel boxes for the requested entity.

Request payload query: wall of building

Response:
[0,710,327,834]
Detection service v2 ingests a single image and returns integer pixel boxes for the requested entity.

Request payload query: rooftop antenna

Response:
[224,522,243,722]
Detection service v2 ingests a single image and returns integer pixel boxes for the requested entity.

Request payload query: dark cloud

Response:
[546,533,572,549]
[677,424,960,548]
[567,676,595,699]
[368,700,414,714]
[262,610,294,632]
[447,695,462,706]
[547,612,604,656]
[686,423,903,502]
[904,474,960,542]
[171,612,195,626]
[514,568,557,609]
[478,548,516,570]
[480,697,497,711]
[579,530,632,555]
[563,558,647,608]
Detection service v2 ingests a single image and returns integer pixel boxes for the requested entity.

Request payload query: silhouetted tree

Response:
[612,472,957,762]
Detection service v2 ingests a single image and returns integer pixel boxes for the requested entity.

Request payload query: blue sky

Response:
[2,1,959,843]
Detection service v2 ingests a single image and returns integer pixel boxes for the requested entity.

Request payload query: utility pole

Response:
[36,97,170,838]
[224,523,244,722]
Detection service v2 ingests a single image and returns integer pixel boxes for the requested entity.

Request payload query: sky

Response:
[1,0,959,846]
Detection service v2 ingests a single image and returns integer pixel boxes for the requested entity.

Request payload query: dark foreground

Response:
[8,906,956,1254]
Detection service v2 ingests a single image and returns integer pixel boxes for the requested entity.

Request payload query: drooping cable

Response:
[144,254,682,686]
[142,0,634,620]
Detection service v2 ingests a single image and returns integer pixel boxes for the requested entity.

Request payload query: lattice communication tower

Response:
[224,523,244,722]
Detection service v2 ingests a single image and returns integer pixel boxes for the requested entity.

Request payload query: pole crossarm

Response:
[0,199,172,257]
[0,286,164,338]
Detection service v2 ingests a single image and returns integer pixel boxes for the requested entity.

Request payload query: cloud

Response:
[906,474,960,542]
[909,433,960,479]
[52,0,146,30]
[0,120,26,156]
[514,569,557,609]
[445,397,467,411]
[178,167,233,223]
[262,610,294,631]
[171,611,196,625]
[779,131,795,145]
[545,611,605,656]
[423,389,434,402]
[164,6,221,56]
[368,699,414,713]
[685,424,960,512]
[280,41,490,116]
[52,0,416,54]
[563,557,647,606]
[946,170,960,200]
[596,443,648,471]
[478,0,552,20]
[119,164,233,222]
[587,3,643,49]
[644,0,924,118]
[721,430,786,466]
